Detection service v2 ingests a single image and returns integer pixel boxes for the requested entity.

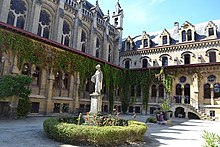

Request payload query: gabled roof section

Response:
[83,0,104,18]
[181,21,195,29]
[205,21,218,31]
[121,19,220,52]
[160,29,170,37]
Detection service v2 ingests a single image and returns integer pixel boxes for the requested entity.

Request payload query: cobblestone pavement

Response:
[0,115,219,147]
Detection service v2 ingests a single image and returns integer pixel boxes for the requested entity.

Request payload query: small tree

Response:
[0,75,32,117]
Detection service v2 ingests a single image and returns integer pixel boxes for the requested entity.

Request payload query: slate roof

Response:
[83,0,104,18]
[121,20,220,52]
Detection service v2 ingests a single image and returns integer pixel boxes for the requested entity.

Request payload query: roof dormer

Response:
[180,21,196,43]
[160,29,171,46]
[125,36,133,51]
[142,31,151,48]
[205,21,218,39]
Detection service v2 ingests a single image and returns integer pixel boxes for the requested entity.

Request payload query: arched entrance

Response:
[175,107,185,118]
[188,112,200,119]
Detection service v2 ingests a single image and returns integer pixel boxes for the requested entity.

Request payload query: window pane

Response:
[143,39,148,47]
[182,30,186,42]
[187,29,192,41]
[125,60,130,69]
[16,16,25,29]
[163,36,167,45]
[7,11,15,26]
[204,84,211,99]
[162,57,168,66]
[142,59,148,68]
[151,85,157,97]
[209,52,216,63]
[184,54,190,64]
[208,28,214,36]
[159,84,164,97]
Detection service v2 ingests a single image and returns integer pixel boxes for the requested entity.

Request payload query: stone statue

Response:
[91,64,103,94]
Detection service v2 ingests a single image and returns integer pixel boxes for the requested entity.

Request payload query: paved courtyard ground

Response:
[0,115,219,147]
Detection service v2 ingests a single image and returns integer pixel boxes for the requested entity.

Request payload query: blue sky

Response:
[89,0,220,38]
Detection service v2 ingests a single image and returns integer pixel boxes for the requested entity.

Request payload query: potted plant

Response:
[161,99,172,120]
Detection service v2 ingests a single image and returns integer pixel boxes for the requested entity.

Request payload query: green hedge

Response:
[43,118,147,146]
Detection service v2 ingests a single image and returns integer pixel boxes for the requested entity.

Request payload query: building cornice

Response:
[120,39,220,57]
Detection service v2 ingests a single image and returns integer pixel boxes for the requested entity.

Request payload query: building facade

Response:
[0,0,124,116]
[120,20,220,120]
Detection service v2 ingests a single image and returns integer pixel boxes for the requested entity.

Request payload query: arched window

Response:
[61,21,71,46]
[162,35,168,45]
[208,28,214,36]
[96,38,100,48]
[208,75,216,82]
[81,30,87,52]
[204,83,211,99]
[184,54,190,64]
[182,30,186,42]
[187,29,192,41]
[162,56,168,67]
[37,10,51,39]
[96,38,100,58]
[176,84,182,96]
[32,66,41,86]
[151,84,157,97]
[143,39,148,47]
[131,85,135,96]
[184,84,190,104]
[125,60,130,69]
[142,59,148,68]
[54,71,62,89]
[209,52,216,63]
[21,63,31,76]
[136,84,141,97]
[159,84,164,98]
[7,0,26,29]
[214,83,220,98]
[96,49,99,58]
[126,42,131,50]
[63,74,69,90]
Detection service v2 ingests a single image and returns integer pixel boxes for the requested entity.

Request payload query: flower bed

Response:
[43,116,147,146]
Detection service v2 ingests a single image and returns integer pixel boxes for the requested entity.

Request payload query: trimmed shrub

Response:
[146,116,157,123]
[43,118,147,146]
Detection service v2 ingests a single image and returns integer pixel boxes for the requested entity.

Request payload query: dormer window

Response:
[205,21,217,39]
[126,41,131,50]
[162,36,168,45]
[143,39,148,47]
[180,21,195,43]
[182,30,186,42]
[208,28,214,36]
[187,29,192,41]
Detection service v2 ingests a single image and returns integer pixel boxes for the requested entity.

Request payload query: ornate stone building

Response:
[0,0,123,115]
[120,20,220,120]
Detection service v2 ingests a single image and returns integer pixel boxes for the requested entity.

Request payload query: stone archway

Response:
[188,112,200,119]
[175,107,185,118]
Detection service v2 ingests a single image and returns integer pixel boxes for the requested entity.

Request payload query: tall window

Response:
[126,42,131,50]
[143,39,148,47]
[214,83,220,98]
[37,10,51,39]
[32,66,41,86]
[61,20,71,46]
[108,45,112,62]
[162,36,168,45]
[21,63,31,76]
[125,60,130,69]
[159,84,164,98]
[184,54,190,64]
[204,83,211,99]
[176,84,182,96]
[81,30,87,53]
[63,74,69,90]
[184,84,190,104]
[142,59,148,68]
[131,85,135,96]
[7,0,27,29]
[151,84,157,97]
[162,56,168,67]
[187,29,192,41]
[208,28,214,36]
[209,52,216,63]
[182,30,186,42]
[96,38,100,58]
[136,84,141,97]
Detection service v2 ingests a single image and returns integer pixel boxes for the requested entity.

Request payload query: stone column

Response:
[102,34,108,61]
[46,69,55,115]
[12,55,20,75]
[72,18,79,49]
[53,5,64,42]
[0,0,10,23]
[181,84,185,104]
[74,72,80,111]
[31,0,42,34]
[68,74,74,113]
[210,84,214,105]
[40,68,47,96]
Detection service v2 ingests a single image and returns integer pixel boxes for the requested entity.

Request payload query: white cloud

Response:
[150,0,166,5]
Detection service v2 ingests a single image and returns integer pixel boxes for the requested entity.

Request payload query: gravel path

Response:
[0,115,219,147]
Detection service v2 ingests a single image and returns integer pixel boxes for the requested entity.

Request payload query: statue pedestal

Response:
[90,93,103,114]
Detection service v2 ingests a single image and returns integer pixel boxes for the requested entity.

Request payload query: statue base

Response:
[90,93,104,114]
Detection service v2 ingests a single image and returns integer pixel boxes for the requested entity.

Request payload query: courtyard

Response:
[0,115,219,147]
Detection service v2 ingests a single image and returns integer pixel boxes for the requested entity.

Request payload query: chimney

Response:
[174,22,179,33]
